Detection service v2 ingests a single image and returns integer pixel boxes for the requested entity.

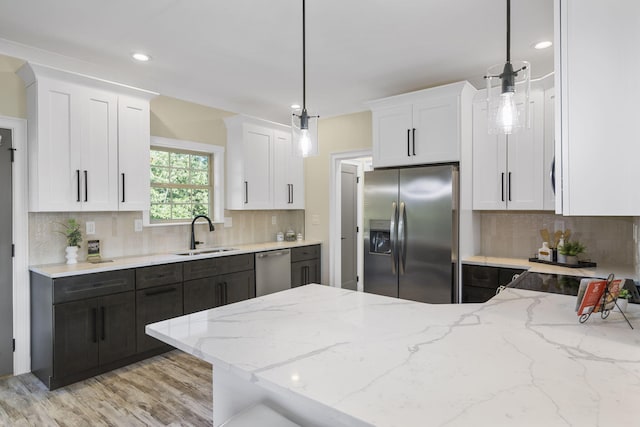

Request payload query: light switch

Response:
[224,217,233,228]
[86,221,95,235]
[134,219,143,232]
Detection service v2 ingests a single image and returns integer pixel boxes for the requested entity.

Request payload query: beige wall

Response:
[304,111,372,283]
[0,55,26,118]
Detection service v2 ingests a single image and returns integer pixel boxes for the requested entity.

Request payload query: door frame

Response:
[329,149,371,290]
[0,116,29,375]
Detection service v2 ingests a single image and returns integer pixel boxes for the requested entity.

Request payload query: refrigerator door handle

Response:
[390,202,398,274]
[398,201,407,274]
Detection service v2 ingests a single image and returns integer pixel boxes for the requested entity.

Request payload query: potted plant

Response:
[557,240,585,265]
[57,218,83,264]
[615,289,631,312]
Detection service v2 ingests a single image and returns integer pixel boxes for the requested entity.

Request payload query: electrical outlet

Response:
[134,219,143,232]
[86,221,95,235]
[272,215,277,225]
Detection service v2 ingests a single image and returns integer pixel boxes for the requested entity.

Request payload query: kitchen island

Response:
[146,284,640,427]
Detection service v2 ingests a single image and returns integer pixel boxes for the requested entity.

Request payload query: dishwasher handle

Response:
[257,250,290,258]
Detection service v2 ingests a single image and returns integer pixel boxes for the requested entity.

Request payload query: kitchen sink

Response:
[174,248,237,256]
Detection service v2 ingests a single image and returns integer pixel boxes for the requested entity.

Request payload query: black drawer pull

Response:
[144,287,177,297]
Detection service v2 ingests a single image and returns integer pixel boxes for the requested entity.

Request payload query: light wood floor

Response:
[0,351,213,426]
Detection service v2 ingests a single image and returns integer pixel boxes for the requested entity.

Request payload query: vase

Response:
[565,255,578,265]
[557,253,567,264]
[65,246,78,265]
[614,298,628,313]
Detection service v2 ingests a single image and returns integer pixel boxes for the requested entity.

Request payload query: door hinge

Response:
[11,244,15,258]
[356,226,359,233]
[8,148,16,162]
[357,275,359,282]
[12,339,15,352]
[356,176,360,184]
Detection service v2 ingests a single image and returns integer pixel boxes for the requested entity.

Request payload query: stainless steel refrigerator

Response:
[363,164,458,304]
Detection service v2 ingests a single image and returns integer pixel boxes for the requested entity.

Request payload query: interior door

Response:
[341,163,358,290]
[0,128,13,376]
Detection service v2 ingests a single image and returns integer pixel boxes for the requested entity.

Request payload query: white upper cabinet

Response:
[118,96,151,211]
[472,90,545,210]
[367,81,475,168]
[543,88,555,211]
[225,115,304,210]
[18,63,156,212]
[556,0,640,215]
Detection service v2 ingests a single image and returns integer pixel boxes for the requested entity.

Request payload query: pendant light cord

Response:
[506,0,511,63]
[302,0,306,110]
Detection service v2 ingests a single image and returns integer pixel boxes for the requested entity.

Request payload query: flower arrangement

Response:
[558,240,585,256]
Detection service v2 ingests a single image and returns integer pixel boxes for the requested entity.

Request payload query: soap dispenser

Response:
[538,242,552,262]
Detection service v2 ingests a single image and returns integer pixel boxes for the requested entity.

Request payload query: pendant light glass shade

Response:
[485,60,530,134]
[292,0,319,157]
[292,107,318,157]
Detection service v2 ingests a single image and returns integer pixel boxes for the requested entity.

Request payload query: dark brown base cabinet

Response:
[291,245,321,287]
[183,254,255,314]
[461,264,525,303]
[30,249,313,389]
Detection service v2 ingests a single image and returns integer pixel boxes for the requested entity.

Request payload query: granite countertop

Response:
[30,240,321,278]
[463,255,639,281]
[147,284,640,427]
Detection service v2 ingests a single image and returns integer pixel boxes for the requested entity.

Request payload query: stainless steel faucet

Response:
[190,215,215,250]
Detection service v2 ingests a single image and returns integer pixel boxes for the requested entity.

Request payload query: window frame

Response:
[144,136,225,226]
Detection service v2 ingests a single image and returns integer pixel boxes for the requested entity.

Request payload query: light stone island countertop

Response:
[463,255,639,281]
[147,284,640,427]
[29,240,321,278]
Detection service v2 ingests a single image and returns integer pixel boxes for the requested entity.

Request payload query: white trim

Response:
[143,136,225,225]
[329,149,372,289]
[0,116,29,375]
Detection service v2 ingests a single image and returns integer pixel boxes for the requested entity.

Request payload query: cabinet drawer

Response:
[219,254,254,275]
[183,258,220,281]
[53,269,135,304]
[291,245,320,262]
[136,263,183,290]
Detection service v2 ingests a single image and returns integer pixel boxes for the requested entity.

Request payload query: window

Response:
[150,147,212,222]
[146,136,224,225]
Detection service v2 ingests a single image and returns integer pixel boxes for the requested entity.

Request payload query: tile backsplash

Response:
[30,210,305,265]
[479,212,637,267]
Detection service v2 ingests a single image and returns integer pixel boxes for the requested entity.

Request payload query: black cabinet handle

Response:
[101,306,106,341]
[84,170,88,202]
[244,181,248,204]
[121,173,126,203]
[412,128,416,155]
[223,282,228,305]
[144,287,177,297]
[76,170,81,202]
[508,172,512,202]
[92,308,98,343]
[407,129,411,157]
[501,173,505,202]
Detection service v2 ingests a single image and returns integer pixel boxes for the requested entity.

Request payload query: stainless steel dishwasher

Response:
[255,249,292,296]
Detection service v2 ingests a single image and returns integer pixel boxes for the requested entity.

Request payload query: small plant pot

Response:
[614,298,628,313]
[65,246,78,265]
[565,255,578,265]
[557,253,567,264]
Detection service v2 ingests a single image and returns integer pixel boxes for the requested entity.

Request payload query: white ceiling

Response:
[0,0,554,124]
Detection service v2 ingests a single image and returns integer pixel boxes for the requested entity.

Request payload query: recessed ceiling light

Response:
[132,52,151,62]
[533,41,552,50]
[290,104,301,110]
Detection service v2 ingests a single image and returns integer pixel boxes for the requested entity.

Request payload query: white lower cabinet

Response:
[472,90,545,210]
[225,115,304,210]
[18,63,155,212]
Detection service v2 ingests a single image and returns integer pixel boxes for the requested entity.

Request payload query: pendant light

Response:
[292,0,319,157]
[485,0,530,135]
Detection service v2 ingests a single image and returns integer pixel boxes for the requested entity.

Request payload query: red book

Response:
[576,279,624,316]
